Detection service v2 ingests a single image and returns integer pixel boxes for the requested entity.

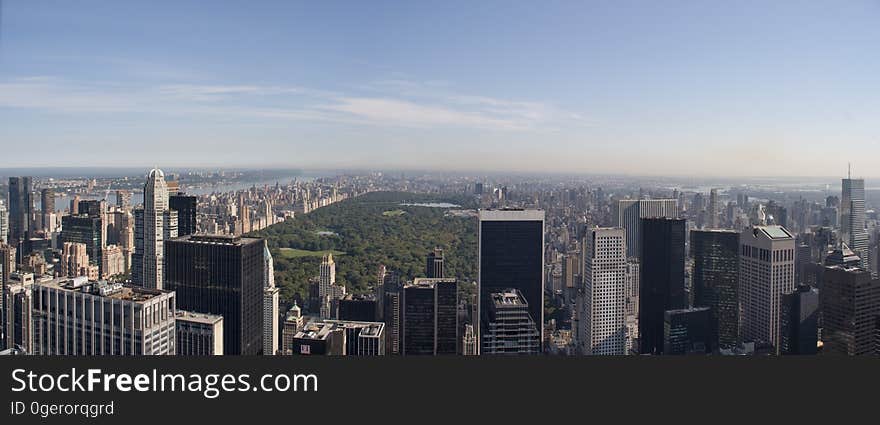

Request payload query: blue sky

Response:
[1,0,879,177]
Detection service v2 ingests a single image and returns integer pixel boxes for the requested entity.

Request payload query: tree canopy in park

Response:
[250,191,478,309]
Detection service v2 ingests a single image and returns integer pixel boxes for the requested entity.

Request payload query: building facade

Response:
[615,199,678,258]
[779,284,819,355]
[134,168,172,289]
[32,277,176,355]
[263,242,279,355]
[663,307,711,355]
[402,278,458,355]
[841,177,868,269]
[821,266,880,355]
[164,234,265,355]
[478,209,544,354]
[690,229,740,349]
[580,227,627,355]
[639,217,687,354]
[739,225,795,352]
[481,289,541,355]
[176,311,224,356]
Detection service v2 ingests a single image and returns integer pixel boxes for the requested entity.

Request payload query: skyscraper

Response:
[707,189,718,229]
[319,253,336,301]
[779,285,819,355]
[481,289,541,355]
[580,227,627,355]
[663,307,712,355]
[32,277,176,355]
[338,294,378,322]
[426,247,445,278]
[401,278,458,355]
[382,271,402,355]
[616,199,678,258]
[39,188,54,232]
[7,177,33,246]
[3,276,33,353]
[820,265,880,355]
[690,229,740,349]
[169,193,198,237]
[739,225,795,352]
[263,242,279,355]
[639,218,686,354]
[60,214,102,275]
[134,168,171,290]
[0,201,8,244]
[478,209,544,354]
[115,190,131,211]
[164,234,265,355]
[841,175,868,269]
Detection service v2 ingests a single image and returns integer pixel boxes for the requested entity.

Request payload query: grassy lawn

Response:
[382,209,406,217]
[277,248,346,258]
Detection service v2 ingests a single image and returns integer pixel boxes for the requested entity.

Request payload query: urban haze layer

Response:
[1,168,878,356]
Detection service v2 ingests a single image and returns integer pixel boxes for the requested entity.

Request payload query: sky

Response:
[1,0,879,177]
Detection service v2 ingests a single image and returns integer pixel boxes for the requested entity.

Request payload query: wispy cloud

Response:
[0,76,586,131]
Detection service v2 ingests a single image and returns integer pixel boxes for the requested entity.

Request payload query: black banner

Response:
[1,357,877,424]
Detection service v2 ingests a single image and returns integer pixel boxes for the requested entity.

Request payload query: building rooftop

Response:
[753,225,793,240]
[176,310,223,325]
[39,277,171,302]
[173,234,263,246]
[324,320,384,338]
[490,289,528,308]
[479,209,545,221]
[294,322,338,340]
[296,320,384,340]
[408,277,457,289]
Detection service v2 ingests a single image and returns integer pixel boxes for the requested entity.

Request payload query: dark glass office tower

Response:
[690,229,739,349]
[820,266,880,356]
[169,194,197,237]
[339,294,378,322]
[639,217,686,355]
[60,214,103,274]
[435,279,458,354]
[426,247,445,278]
[39,188,55,213]
[39,188,54,231]
[401,278,458,355]
[7,177,33,245]
[478,209,544,354]
[780,285,819,355]
[165,234,265,355]
[77,200,102,218]
[662,307,711,355]
[402,281,435,355]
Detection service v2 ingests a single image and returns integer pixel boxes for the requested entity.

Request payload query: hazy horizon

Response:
[2,1,879,177]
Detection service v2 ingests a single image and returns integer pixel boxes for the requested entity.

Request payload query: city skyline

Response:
[2,1,880,176]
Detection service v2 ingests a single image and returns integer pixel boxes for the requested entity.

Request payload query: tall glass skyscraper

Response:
[165,234,265,355]
[7,177,33,246]
[478,209,544,354]
[841,176,868,269]
[690,229,740,349]
[615,199,678,258]
[401,278,457,355]
[639,217,686,355]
